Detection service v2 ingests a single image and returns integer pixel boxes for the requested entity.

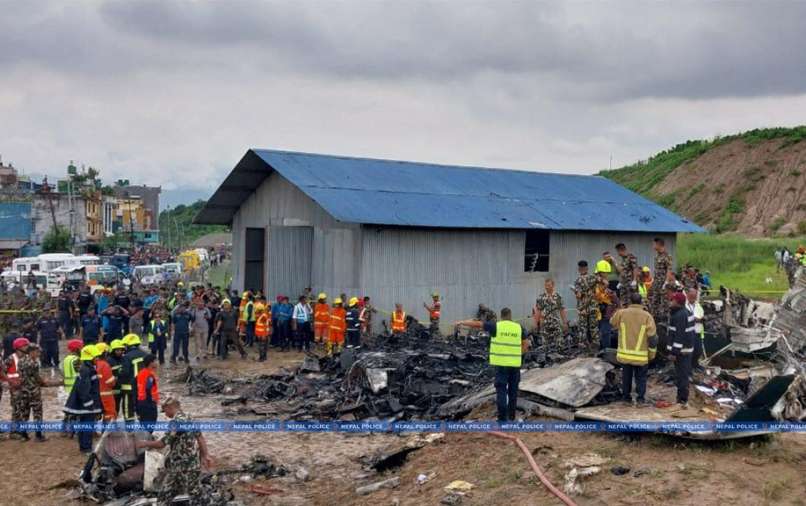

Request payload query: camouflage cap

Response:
[161,395,180,409]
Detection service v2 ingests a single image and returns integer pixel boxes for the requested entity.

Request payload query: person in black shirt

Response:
[37,307,65,367]
[57,292,76,338]
[667,293,694,407]
[76,286,93,317]
[102,305,128,344]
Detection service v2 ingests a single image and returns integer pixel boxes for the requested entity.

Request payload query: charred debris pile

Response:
[184,330,595,421]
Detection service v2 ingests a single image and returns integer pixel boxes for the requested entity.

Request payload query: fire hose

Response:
[488,431,578,506]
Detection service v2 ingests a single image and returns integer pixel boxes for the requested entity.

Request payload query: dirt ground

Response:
[3,341,806,506]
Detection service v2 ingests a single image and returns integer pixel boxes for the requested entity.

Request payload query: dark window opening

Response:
[244,227,266,293]
[524,230,550,272]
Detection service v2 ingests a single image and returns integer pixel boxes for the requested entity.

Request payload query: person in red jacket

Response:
[135,354,159,431]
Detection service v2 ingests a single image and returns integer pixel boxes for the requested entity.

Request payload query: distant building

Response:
[114,185,161,244]
[0,160,19,188]
[0,202,32,260]
[197,149,702,329]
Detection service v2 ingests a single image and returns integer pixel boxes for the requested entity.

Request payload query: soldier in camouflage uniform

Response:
[609,243,639,306]
[573,261,599,348]
[138,397,220,506]
[649,238,673,322]
[681,265,699,293]
[533,279,568,347]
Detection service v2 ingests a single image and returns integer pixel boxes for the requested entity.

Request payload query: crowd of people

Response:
[777,245,806,287]
[458,237,714,422]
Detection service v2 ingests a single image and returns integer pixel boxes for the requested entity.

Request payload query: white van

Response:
[132,264,164,286]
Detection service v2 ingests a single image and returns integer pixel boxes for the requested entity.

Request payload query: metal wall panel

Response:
[267,226,313,298]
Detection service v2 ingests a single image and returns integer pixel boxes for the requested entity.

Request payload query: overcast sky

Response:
[3,1,806,208]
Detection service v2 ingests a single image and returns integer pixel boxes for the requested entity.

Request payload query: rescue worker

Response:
[102,305,128,344]
[573,260,599,349]
[171,301,193,364]
[147,308,168,365]
[610,293,657,405]
[213,299,245,360]
[649,237,673,322]
[95,343,117,422]
[238,291,254,346]
[685,288,705,370]
[37,306,64,368]
[313,293,330,347]
[345,297,362,348]
[120,333,148,423]
[62,339,83,395]
[108,339,126,414]
[292,295,313,351]
[667,292,694,407]
[456,308,528,422]
[638,266,653,302]
[255,301,272,361]
[136,354,159,431]
[423,292,441,337]
[328,298,346,355]
[64,344,102,452]
[609,243,640,306]
[359,296,377,337]
[191,298,211,362]
[6,338,37,441]
[533,279,568,347]
[136,397,216,506]
[390,303,407,337]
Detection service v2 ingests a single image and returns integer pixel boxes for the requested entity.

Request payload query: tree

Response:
[42,225,72,253]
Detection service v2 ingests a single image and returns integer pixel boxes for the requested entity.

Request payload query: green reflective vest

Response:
[245,301,256,322]
[489,320,523,368]
[148,319,166,343]
[62,355,79,393]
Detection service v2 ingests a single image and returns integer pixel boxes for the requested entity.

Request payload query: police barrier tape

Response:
[2,420,805,433]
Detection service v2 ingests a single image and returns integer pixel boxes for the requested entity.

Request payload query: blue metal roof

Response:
[0,202,32,240]
[197,149,702,233]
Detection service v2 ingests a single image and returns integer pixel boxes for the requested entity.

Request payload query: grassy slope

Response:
[677,233,804,298]
[600,126,806,209]
[158,200,228,248]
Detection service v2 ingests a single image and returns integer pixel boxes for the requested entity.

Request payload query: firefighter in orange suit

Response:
[328,298,346,356]
[314,293,330,346]
[95,343,117,421]
[391,303,407,337]
[255,301,272,362]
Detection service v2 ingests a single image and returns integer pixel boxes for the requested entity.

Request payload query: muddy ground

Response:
[3,341,805,506]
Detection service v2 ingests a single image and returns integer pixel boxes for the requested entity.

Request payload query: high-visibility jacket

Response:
[238,299,249,322]
[120,348,147,392]
[489,320,523,367]
[6,354,20,387]
[136,368,159,404]
[62,354,79,393]
[96,358,117,419]
[314,303,330,335]
[610,304,658,366]
[329,307,347,344]
[638,283,648,300]
[429,301,441,320]
[147,319,167,344]
[108,355,122,395]
[391,311,406,333]
[245,301,255,322]
[255,312,271,340]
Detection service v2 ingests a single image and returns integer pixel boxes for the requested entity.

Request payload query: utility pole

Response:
[125,191,135,252]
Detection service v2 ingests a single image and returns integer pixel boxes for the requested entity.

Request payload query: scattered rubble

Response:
[355,477,400,496]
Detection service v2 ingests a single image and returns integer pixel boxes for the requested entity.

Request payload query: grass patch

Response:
[790,170,803,177]
[762,477,788,502]
[799,221,806,236]
[678,234,805,298]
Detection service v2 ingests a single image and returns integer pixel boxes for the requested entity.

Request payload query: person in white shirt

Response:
[685,288,705,368]
[292,296,313,351]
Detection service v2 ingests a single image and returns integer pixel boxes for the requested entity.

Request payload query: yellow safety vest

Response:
[62,355,79,393]
[617,322,654,366]
[489,320,523,368]
[638,283,648,300]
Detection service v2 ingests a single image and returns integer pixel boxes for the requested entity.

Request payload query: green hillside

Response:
[600,126,806,198]
[158,200,228,249]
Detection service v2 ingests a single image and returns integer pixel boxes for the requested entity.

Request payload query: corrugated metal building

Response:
[196,149,701,329]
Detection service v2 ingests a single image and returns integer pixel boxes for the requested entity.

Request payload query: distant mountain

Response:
[158,200,228,248]
[600,127,806,236]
